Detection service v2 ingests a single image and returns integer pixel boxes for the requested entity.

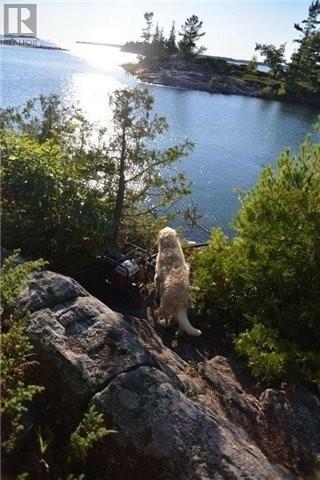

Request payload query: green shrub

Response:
[236,323,320,384]
[1,320,44,454]
[277,82,286,96]
[1,131,112,260]
[246,56,258,74]
[0,94,92,149]
[0,251,44,314]
[1,90,191,256]
[235,323,288,381]
[69,406,117,463]
[1,253,45,454]
[260,84,274,96]
[193,128,320,385]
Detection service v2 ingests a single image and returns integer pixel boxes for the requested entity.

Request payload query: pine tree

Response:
[148,23,167,58]
[255,43,286,77]
[294,0,320,38]
[167,21,178,55]
[108,88,192,245]
[141,12,154,44]
[158,27,167,57]
[178,15,206,57]
[152,23,160,43]
[289,0,320,91]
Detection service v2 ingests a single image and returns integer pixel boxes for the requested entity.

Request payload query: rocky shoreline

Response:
[122,59,320,107]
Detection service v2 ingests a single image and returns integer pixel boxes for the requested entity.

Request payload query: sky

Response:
[2,0,312,60]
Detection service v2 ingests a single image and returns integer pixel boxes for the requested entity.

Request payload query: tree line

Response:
[249,0,319,93]
[124,2,319,97]
[123,12,206,58]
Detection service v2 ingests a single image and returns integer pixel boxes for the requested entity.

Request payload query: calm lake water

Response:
[1,43,319,240]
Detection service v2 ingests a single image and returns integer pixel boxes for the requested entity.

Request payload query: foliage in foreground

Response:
[107,87,192,245]
[69,405,117,463]
[1,89,191,262]
[1,252,45,455]
[1,254,116,478]
[193,127,320,385]
[0,129,112,260]
[0,252,44,313]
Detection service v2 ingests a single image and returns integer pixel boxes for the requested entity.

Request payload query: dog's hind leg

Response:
[154,273,162,303]
[157,304,172,327]
[175,325,184,337]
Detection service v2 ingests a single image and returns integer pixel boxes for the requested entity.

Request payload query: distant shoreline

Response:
[76,40,269,68]
[76,41,123,48]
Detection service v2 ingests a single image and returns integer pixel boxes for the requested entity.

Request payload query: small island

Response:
[122,10,320,107]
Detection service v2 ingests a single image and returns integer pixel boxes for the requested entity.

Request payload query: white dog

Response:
[154,227,201,337]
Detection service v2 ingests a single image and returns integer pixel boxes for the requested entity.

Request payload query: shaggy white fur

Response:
[155,227,201,337]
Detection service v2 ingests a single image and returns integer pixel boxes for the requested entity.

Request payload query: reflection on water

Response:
[66,44,137,122]
[1,43,319,239]
[1,43,137,122]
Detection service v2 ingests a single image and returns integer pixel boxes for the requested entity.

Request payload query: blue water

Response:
[1,43,319,240]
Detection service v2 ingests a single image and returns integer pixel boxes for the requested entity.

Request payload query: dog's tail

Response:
[176,308,201,336]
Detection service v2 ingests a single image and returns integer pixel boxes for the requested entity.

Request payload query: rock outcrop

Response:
[122,59,320,108]
[18,271,320,480]
[123,59,260,97]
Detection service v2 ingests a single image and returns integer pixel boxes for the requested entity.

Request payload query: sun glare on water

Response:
[65,43,138,124]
